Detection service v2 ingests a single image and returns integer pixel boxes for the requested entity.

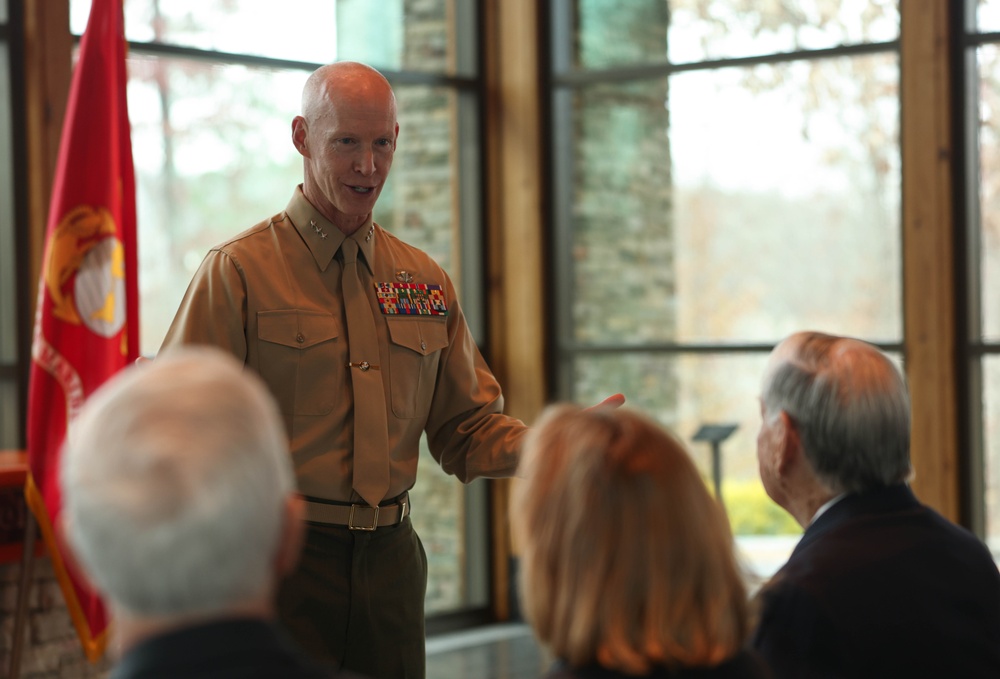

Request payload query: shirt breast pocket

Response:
[257,310,343,416]
[386,317,448,419]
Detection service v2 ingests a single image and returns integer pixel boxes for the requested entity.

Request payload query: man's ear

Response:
[291,116,309,156]
[774,410,803,476]
[276,494,306,577]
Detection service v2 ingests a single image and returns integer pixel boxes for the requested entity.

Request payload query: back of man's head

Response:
[761,332,912,494]
[61,346,294,618]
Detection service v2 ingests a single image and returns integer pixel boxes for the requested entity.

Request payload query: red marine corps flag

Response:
[25,0,138,661]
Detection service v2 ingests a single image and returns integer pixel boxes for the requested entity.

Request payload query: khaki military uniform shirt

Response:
[160,187,526,502]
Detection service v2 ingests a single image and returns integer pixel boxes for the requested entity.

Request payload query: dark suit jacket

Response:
[751,484,1000,679]
[109,617,360,679]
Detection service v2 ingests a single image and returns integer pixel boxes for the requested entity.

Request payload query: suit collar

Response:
[795,483,919,553]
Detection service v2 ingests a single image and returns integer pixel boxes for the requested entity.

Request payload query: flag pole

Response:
[9,511,38,679]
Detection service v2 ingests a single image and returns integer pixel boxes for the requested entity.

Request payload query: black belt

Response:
[303,492,409,531]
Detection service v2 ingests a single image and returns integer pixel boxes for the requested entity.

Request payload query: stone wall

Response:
[566,2,677,423]
[391,0,468,616]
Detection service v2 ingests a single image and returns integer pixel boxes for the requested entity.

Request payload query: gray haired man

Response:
[752,331,1000,679]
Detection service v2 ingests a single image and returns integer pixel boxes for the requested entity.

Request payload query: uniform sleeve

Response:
[158,249,248,362]
[423,278,528,482]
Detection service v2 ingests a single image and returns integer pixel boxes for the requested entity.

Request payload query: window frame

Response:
[545,0,970,530]
[548,1,904,402]
[2,0,30,452]
[958,0,1000,539]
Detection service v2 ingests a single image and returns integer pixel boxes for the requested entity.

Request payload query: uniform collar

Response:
[285,186,378,274]
[346,221,378,276]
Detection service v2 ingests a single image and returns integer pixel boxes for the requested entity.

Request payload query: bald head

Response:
[301,61,396,125]
[760,331,912,493]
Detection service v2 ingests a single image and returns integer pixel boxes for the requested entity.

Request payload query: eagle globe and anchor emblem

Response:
[43,204,127,340]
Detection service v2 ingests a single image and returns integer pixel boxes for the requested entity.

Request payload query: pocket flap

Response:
[258,310,340,349]
[386,317,448,355]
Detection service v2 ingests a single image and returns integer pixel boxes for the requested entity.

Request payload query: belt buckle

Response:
[348,504,379,531]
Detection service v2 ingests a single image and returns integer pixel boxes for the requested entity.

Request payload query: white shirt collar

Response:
[809,493,847,525]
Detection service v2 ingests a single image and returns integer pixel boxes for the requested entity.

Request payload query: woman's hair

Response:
[512,405,749,674]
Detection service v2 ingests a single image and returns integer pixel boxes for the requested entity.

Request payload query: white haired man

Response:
[60,347,365,679]
[752,331,1000,678]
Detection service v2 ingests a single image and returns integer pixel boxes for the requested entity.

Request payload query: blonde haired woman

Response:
[513,405,770,679]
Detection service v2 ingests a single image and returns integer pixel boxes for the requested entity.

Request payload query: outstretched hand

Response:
[587,393,626,410]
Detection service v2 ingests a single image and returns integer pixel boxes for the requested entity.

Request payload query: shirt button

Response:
[296,333,305,344]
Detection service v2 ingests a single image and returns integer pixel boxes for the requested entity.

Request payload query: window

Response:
[549,0,902,576]
[0,0,21,451]
[69,0,489,617]
[966,0,1000,553]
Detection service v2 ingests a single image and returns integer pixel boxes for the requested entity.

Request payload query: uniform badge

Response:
[376,282,448,316]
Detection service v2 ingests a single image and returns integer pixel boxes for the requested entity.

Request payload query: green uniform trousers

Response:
[277,516,428,679]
